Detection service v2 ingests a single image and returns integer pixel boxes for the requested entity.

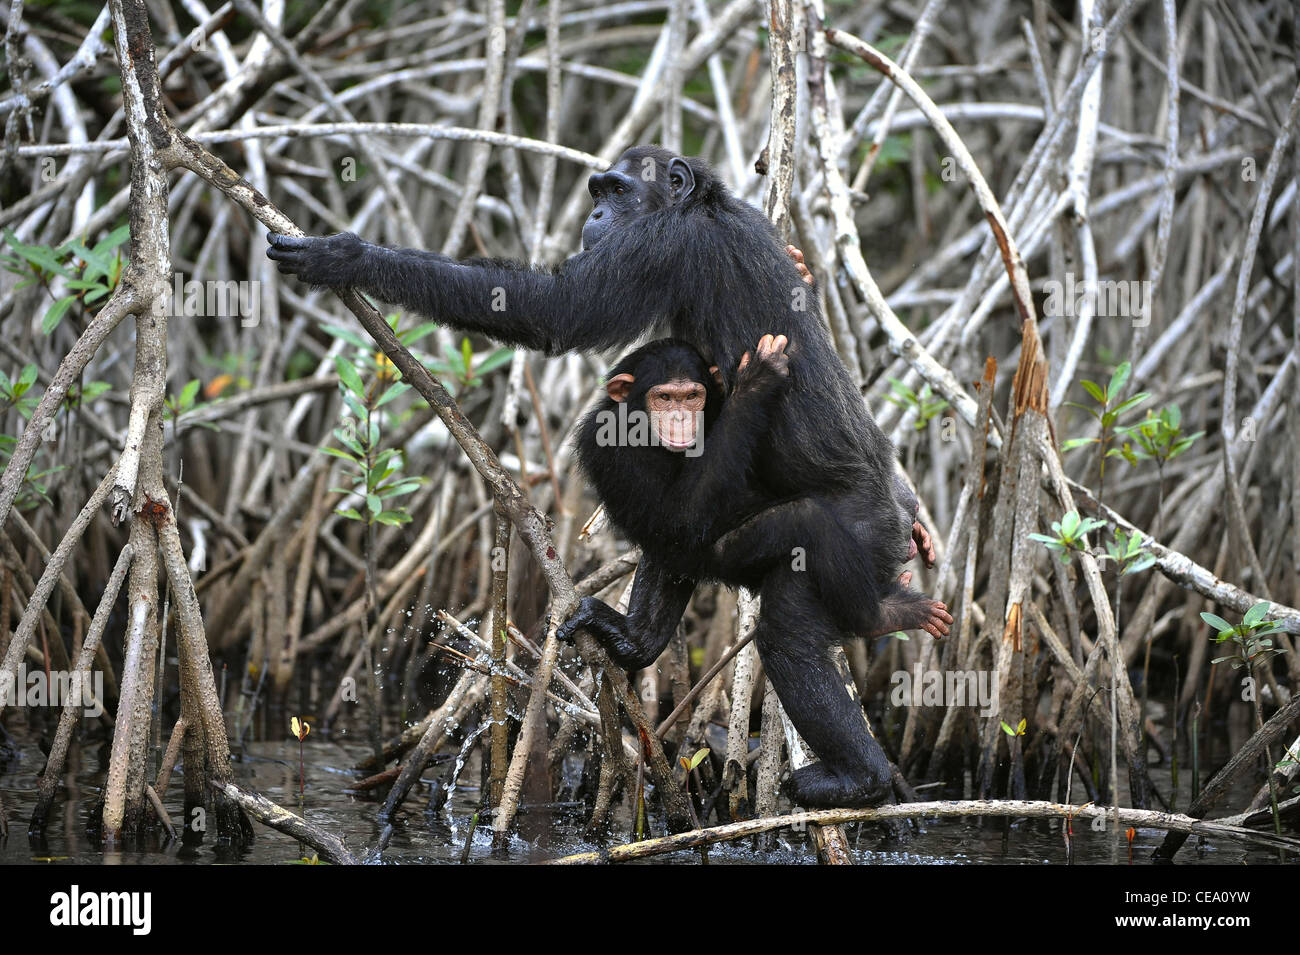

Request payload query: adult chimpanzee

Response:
[566,335,951,671]
[267,144,945,806]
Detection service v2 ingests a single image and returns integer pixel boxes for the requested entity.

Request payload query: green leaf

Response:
[1199,612,1233,634]
[343,394,368,423]
[396,321,440,344]
[334,427,363,456]
[1123,554,1156,575]
[42,296,77,335]
[476,347,515,376]
[1242,601,1269,628]
[67,239,113,278]
[335,355,365,398]
[1080,380,1105,404]
[1107,362,1131,398]
[335,507,364,521]
[887,377,915,400]
[375,382,411,407]
[380,480,423,498]
[688,748,710,770]
[1063,401,1101,419]
[1111,392,1150,416]
[179,379,201,408]
[320,323,371,350]
[92,224,131,254]
[4,230,71,276]
[76,381,110,403]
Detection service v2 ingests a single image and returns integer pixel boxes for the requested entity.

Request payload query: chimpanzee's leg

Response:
[753,566,894,807]
[707,497,890,633]
[557,556,696,670]
[709,498,829,579]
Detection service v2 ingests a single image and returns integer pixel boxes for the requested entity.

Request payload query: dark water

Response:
[0,716,1288,865]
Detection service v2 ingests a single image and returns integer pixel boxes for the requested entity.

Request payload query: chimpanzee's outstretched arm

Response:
[267,225,684,355]
[557,557,695,671]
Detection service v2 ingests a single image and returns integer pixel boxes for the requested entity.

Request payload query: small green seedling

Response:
[1104,527,1156,576]
[1201,601,1288,671]
[1029,509,1107,563]
[885,377,949,430]
[1113,404,1203,469]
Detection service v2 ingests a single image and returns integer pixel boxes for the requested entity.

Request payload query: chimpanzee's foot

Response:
[911,520,935,567]
[781,762,892,808]
[867,586,952,639]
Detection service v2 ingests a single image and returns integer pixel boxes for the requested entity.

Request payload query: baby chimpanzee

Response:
[572,335,792,584]
[563,335,950,671]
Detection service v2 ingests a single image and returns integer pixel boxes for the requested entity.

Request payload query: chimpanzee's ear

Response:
[606,373,636,402]
[668,158,696,201]
[709,365,724,389]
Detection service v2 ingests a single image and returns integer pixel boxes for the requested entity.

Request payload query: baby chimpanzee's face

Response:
[644,378,707,451]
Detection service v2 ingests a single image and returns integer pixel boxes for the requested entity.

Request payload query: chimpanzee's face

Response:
[603,371,708,452]
[643,378,707,451]
[582,157,663,250]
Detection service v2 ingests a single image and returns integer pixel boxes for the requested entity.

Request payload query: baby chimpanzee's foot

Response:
[911,520,936,568]
[781,762,892,808]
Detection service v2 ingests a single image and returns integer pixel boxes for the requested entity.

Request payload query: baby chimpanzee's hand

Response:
[785,245,815,286]
[736,334,791,392]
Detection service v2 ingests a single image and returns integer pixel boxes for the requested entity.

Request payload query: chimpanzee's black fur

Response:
[267,145,944,807]
[573,339,780,561]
